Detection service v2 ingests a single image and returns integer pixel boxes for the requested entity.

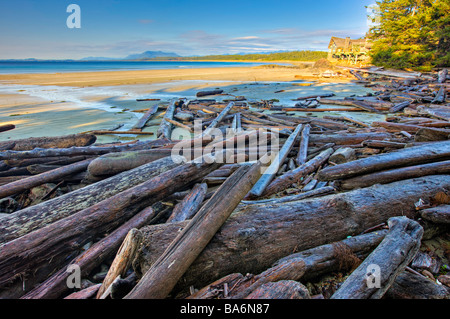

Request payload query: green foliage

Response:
[148,51,328,62]
[368,0,450,71]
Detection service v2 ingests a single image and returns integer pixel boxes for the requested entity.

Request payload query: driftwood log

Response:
[87,149,173,177]
[331,216,423,299]
[0,158,93,199]
[0,134,96,151]
[0,158,221,298]
[21,207,154,299]
[338,160,450,190]
[166,183,208,223]
[131,175,450,295]
[386,271,450,299]
[0,138,172,161]
[257,147,334,198]
[190,230,386,299]
[0,156,181,244]
[125,161,263,299]
[318,140,450,181]
[419,205,450,224]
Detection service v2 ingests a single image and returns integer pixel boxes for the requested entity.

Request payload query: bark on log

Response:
[0,134,96,151]
[190,230,386,299]
[247,124,303,198]
[419,205,450,224]
[386,271,450,299]
[0,138,173,160]
[415,127,450,142]
[329,147,356,164]
[245,281,311,299]
[202,102,235,137]
[87,149,173,177]
[166,183,208,223]
[21,207,154,299]
[338,160,450,190]
[309,132,392,145]
[96,228,143,299]
[0,156,181,244]
[0,159,221,297]
[124,161,262,299]
[131,104,159,131]
[317,140,450,181]
[0,158,93,199]
[296,124,310,166]
[157,100,178,139]
[64,284,101,300]
[132,175,450,295]
[258,148,333,198]
[196,90,224,97]
[331,216,423,299]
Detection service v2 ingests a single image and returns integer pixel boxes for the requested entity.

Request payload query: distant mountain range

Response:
[0,51,181,62]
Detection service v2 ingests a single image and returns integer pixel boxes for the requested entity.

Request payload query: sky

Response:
[0,0,376,59]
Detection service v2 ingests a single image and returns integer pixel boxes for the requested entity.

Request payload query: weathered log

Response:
[0,124,15,133]
[0,134,96,151]
[317,140,450,181]
[196,89,224,97]
[87,149,173,177]
[164,118,194,133]
[243,186,335,205]
[0,156,181,244]
[350,100,383,113]
[247,124,303,198]
[331,216,423,299]
[132,175,450,295]
[157,100,178,139]
[309,132,392,145]
[438,69,448,84]
[202,102,235,137]
[64,284,101,300]
[166,183,208,223]
[419,205,450,224]
[124,161,262,299]
[83,130,154,136]
[386,271,450,299]
[362,140,406,149]
[190,230,386,299]
[389,100,412,113]
[329,147,356,164]
[258,148,333,198]
[96,228,143,299]
[0,159,221,297]
[21,207,154,299]
[0,159,93,199]
[245,281,311,299]
[296,124,310,166]
[131,104,159,131]
[415,127,450,142]
[0,138,172,161]
[338,160,450,190]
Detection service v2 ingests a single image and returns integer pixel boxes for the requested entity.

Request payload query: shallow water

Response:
[0,80,386,143]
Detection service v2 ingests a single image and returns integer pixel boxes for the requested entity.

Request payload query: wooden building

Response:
[328,37,372,63]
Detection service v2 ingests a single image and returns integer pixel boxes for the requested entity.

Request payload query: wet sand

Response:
[0,65,379,144]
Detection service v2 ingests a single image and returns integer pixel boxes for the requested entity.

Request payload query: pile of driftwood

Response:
[0,67,449,300]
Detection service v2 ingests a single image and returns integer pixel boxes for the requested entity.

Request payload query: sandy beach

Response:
[0,65,377,143]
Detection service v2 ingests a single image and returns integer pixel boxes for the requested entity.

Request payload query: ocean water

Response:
[0,60,270,74]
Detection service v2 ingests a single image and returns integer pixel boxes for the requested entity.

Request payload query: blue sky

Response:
[0,0,375,59]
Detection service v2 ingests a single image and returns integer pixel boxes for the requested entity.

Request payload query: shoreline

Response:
[0,64,352,87]
[0,65,361,143]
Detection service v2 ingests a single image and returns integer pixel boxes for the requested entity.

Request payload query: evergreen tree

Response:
[368,0,449,71]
